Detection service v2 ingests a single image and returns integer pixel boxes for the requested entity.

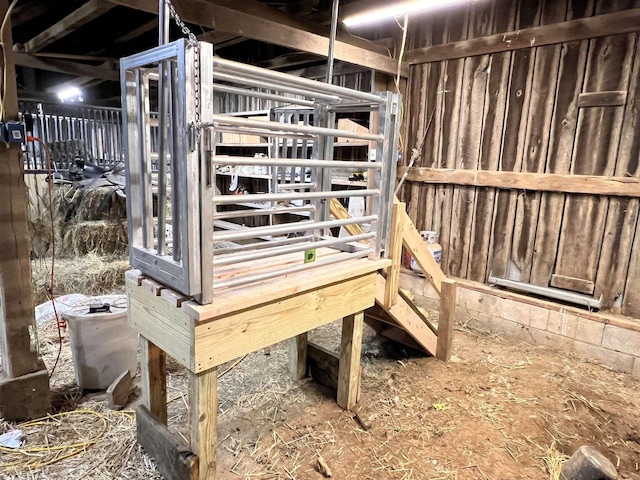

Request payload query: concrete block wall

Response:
[400,272,640,378]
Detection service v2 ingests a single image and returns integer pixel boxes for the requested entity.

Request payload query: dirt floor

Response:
[2,314,639,479]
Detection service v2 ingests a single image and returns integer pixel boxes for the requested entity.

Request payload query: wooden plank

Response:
[306,342,339,391]
[623,218,640,317]
[0,0,42,379]
[401,209,446,295]
[383,202,405,307]
[364,316,426,352]
[447,0,494,278]
[193,273,376,372]
[374,275,438,356]
[125,269,144,286]
[137,405,198,480]
[554,0,638,294]
[128,282,195,370]
[578,91,628,107]
[140,337,168,425]
[106,0,406,76]
[161,288,189,308]
[402,168,640,197]
[13,53,119,80]
[466,0,518,283]
[106,370,133,409]
[436,279,456,361]
[405,8,640,64]
[329,198,366,238]
[142,278,165,296]
[337,312,364,410]
[288,333,308,381]
[184,258,387,321]
[189,368,217,480]
[114,18,157,43]
[24,0,115,52]
[550,274,595,295]
[530,0,595,286]
[11,0,56,27]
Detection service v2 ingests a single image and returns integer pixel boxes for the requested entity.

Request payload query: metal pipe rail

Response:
[212,189,379,205]
[213,204,315,220]
[213,156,380,170]
[212,83,316,108]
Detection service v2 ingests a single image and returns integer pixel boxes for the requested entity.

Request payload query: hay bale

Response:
[32,253,130,305]
[52,184,126,222]
[61,220,128,257]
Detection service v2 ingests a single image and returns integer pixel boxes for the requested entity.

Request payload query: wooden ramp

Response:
[331,198,457,361]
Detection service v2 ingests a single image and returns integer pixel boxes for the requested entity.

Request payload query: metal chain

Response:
[165,0,201,145]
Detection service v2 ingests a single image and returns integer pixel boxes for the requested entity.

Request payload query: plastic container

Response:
[62,295,138,390]
[409,230,442,274]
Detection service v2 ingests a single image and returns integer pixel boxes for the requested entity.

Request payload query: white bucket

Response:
[62,295,138,390]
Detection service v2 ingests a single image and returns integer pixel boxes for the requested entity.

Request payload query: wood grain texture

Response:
[403,168,640,196]
[364,316,426,352]
[550,274,595,294]
[578,90,628,107]
[106,370,133,409]
[384,202,405,307]
[137,405,199,480]
[288,333,308,381]
[337,312,364,410]
[0,0,42,379]
[139,337,167,425]
[193,274,376,372]
[306,342,339,391]
[190,367,217,480]
[436,279,457,361]
[405,8,640,64]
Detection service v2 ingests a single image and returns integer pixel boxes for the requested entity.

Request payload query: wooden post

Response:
[140,336,167,424]
[0,0,43,379]
[288,333,307,380]
[436,279,457,361]
[384,201,405,307]
[337,312,364,410]
[190,367,218,480]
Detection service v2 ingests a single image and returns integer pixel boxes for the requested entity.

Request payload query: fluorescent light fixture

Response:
[343,0,475,27]
[57,86,84,103]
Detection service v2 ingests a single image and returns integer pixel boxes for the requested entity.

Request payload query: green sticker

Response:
[304,249,316,263]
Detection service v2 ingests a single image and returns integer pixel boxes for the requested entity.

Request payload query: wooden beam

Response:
[190,367,217,480]
[403,167,640,198]
[114,18,157,43]
[105,0,406,76]
[137,405,199,480]
[0,0,43,379]
[306,342,339,391]
[384,201,404,308]
[337,312,364,410]
[288,333,308,380]
[11,0,56,28]
[435,279,456,362]
[578,91,628,108]
[14,53,119,80]
[24,0,115,52]
[140,337,168,425]
[329,198,367,239]
[405,8,640,65]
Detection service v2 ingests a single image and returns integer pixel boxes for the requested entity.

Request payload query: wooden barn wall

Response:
[402,0,640,317]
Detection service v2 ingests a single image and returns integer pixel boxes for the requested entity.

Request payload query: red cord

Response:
[27,135,65,379]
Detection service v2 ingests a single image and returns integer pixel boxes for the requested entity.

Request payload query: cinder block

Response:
[522,327,574,350]
[457,288,500,316]
[547,310,578,338]
[411,293,440,312]
[573,340,635,373]
[633,358,640,379]
[574,318,605,345]
[462,312,493,332]
[487,316,529,341]
[602,325,640,356]
[497,298,547,328]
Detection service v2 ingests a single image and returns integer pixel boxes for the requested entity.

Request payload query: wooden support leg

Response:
[140,336,167,424]
[190,367,218,480]
[337,312,364,410]
[436,279,457,362]
[384,201,405,308]
[288,333,308,380]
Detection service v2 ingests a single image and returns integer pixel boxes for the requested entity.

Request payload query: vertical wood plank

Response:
[337,312,364,410]
[530,0,595,286]
[190,367,218,480]
[467,0,518,282]
[140,336,168,425]
[288,333,308,380]
[384,201,405,307]
[487,0,543,280]
[0,0,42,379]
[436,279,457,362]
[554,0,637,293]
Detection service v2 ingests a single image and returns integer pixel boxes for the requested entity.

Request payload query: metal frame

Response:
[121,39,400,304]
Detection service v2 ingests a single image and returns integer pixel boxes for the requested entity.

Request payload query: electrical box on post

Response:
[5,122,26,144]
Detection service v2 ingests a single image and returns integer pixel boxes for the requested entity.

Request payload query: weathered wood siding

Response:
[402,0,640,317]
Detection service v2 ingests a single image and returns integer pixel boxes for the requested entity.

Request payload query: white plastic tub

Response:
[62,295,138,390]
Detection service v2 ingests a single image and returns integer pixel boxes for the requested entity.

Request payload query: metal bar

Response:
[213,204,314,220]
[488,274,603,310]
[277,183,316,190]
[325,0,339,84]
[213,72,340,103]
[208,114,384,142]
[213,235,312,255]
[214,250,370,290]
[213,188,379,205]
[212,56,384,104]
[212,215,377,242]
[157,60,168,255]
[213,232,373,266]
[212,83,315,108]
[214,125,313,141]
